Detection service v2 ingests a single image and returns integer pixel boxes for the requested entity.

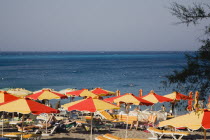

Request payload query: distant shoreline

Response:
[0,51,194,54]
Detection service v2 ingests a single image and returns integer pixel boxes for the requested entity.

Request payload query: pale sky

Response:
[0,0,209,52]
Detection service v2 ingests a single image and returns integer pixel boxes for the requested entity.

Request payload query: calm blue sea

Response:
[0,51,188,112]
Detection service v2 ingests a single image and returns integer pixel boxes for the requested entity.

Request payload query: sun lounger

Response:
[116,115,138,128]
[22,134,41,140]
[95,136,111,140]
[3,132,23,139]
[96,134,147,140]
[147,127,190,140]
[96,111,115,121]
[103,133,121,140]
[95,111,124,128]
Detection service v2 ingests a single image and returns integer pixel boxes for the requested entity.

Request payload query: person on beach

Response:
[161,105,166,112]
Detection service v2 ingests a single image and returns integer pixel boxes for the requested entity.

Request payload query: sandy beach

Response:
[39,127,209,140]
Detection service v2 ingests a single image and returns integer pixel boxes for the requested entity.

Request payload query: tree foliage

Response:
[163,2,210,98]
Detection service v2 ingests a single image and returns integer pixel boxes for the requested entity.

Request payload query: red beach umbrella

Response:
[62,97,119,140]
[104,93,154,106]
[62,97,120,112]
[164,91,193,101]
[0,91,19,103]
[0,98,59,114]
[66,89,98,98]
[159,109,210,140]
[27,89,68,100]
[91,87,116,96]
[141,90,173,103]
[104,93,153,139]
[0,97,59,137]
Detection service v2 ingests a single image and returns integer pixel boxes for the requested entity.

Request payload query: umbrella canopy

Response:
[59,88,77,95]
[104,93,154,106]
[62,97,120,112]
[159,109,210,130]
[164,91,192,101]
[27,89,68,100]
[91,87,116,96]
[62,97,119,140]
[7,88,32,97]
[66,89,98,98]
[0,98,59,114]
[141,90,173,103]
[0,91,19,103]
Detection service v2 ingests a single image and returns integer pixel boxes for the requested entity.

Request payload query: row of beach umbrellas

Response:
[0,87,202,140]
[2,87,116,97]
[0,88,119,140]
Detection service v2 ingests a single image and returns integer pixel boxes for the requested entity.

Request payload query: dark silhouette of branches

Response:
[163,2,210,99]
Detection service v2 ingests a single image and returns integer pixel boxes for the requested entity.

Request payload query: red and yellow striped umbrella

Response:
[104,93,154,106]
[0,98,59,114]
[62,97,119,140]
[0,91,19,103]
[141,90,173,103]
[62,97,120,112]
[27,89,68,100]
[66,89,98,98]
[164,91,192,101]
[91,88,116,96]
[159,109,210,130]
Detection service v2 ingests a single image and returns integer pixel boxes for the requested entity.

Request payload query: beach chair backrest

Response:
[148,114,157,123]
[152,115,157,123]
[50,125,58,134]
[85,116,92,120]
[99,110,114,120]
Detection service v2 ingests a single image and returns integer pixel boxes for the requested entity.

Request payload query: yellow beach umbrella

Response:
[141,90,173,104]
[62,97,119,111]
[159,109,210,140]
[164,91,192,101]
[66,89,99,99]
[62,97,119,140]
[7,88,32,97]
[164,91,193,115]
[91,87,116,96]
[0,98,59,138]
[104,93,154,139]
[0,91,19,103]
[0,98,59,114]
[27,89,68,100]
[104,93,154,106]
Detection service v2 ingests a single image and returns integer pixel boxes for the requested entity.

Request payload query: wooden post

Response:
[204,129,206,140]
[90,113,93,140]
[139,89,143,97]
[21,114,25,140]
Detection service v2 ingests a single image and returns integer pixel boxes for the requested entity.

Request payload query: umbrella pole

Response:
[2,111,4,137]
[150,105,153,111]
[46,114,49,134]
[125,114,129,140]
[90,113,93,140]
[21,114,25,140]
[125,104,130,140]
[204,129,206,140]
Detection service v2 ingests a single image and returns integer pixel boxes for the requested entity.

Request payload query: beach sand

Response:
[40,127,210,140]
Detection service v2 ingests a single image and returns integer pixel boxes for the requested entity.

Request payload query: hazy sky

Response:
[0,0,209,51]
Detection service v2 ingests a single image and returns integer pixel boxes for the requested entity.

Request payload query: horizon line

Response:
[0,50,195,53]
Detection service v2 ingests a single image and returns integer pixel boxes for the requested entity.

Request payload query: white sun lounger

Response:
[147,127,190,140]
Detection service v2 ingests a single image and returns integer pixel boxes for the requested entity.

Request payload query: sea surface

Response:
[0,51,189,113]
